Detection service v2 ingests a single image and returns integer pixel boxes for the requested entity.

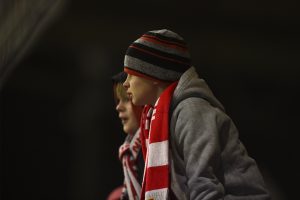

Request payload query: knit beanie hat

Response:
[124,29,191,82]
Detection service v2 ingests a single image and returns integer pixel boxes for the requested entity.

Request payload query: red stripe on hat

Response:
[143,34,187,49]
[141,36,188,53]
[145,165,169,191]
[129,45,189,65]
[124,68,158,81]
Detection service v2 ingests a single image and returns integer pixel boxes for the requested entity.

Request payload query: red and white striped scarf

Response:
[140,82,178,200]
[119,129,142,200]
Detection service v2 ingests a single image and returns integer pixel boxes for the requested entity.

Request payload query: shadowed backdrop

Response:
[1,0,299,199]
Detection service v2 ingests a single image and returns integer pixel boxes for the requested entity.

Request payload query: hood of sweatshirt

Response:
[172,67,225,112]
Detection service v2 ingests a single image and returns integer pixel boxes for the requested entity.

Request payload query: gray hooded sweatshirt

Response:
[169,67,270,200]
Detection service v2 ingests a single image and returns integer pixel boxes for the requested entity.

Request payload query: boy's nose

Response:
[115,101,123,112]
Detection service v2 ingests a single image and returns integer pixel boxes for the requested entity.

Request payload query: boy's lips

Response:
[127,92,133,99]
[119,116,128,124]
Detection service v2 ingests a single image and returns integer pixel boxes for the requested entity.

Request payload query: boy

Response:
[123,29,270,200]
[107,72,144,200]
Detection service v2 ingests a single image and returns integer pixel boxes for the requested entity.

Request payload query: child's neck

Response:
[150,82,171,106]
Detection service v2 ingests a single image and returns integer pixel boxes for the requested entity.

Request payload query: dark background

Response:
[1,0,299,199]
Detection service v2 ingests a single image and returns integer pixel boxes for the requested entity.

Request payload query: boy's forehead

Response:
[128,74,140,79]
[133,75,148,81]
[115,83,129,99]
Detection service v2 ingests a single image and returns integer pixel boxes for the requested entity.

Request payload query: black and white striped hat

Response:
[124,29,191,82]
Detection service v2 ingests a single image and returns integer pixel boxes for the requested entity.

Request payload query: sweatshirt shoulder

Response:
[172,96,227,122]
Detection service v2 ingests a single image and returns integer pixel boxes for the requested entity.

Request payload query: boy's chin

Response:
[131,98,140,106]
[123,127,135,135]
[123,127,130,134]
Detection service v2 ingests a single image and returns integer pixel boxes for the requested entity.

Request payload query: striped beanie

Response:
[124,29,191,82]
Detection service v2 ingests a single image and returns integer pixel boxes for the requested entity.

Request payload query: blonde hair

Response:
[113,83,129,103]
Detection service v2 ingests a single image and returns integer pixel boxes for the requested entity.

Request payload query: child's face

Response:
[123,74,157,106]
[115,94,143,135]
